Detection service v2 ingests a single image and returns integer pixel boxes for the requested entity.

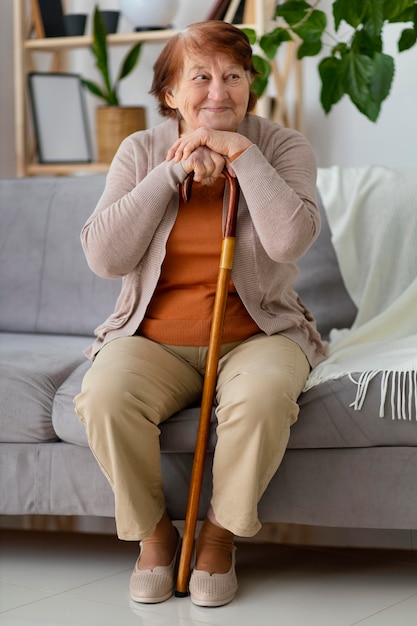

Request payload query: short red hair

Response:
[150,20,258,119]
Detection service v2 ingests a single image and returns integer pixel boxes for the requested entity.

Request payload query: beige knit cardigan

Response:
[81,114,328,367]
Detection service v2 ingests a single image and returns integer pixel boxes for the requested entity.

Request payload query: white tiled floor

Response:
[1,529,417,626]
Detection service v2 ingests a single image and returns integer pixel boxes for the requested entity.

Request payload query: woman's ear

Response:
[165,89,176,110]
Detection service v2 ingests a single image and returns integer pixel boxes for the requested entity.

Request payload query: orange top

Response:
[139,177,260,346]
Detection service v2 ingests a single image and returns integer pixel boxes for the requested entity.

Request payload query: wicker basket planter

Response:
[96,106,146,164]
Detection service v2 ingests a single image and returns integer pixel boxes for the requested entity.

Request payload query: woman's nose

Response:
[208,79,228,100]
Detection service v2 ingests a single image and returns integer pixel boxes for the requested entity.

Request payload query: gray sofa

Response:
[1,173,417,532]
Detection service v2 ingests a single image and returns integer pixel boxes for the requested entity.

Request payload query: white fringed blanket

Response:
[304,166,417,420]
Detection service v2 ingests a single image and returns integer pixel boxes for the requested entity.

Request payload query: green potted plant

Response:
[82,5,146,163]
[244,0,417,122]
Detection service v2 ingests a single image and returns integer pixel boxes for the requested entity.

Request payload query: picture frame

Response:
[28,73,93,164]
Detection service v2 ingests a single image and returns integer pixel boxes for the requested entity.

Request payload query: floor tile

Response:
[0,581,53,612]
[0,593,196,626]
[0,529,137,593]
[1,530,417,626]
[352,593,417,625]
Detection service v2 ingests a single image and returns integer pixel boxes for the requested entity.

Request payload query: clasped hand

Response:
[166,127,251,185]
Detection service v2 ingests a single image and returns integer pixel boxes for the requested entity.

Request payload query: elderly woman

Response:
[74,20,327,607]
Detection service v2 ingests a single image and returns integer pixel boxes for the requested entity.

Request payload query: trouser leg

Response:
[212,334,310,537]
[74,336,203,541]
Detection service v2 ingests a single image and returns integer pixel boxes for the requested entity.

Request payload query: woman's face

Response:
[165,52,251,135]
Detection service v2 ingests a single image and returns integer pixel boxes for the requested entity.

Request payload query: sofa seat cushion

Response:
[294,376,417,448]
[0,332,89,443]
[52,355,417,451]
[52,359,93,446]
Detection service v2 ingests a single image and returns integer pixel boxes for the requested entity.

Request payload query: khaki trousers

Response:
[74,333,309,541]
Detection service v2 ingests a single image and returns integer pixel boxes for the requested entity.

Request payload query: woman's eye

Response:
[194,74,209,82]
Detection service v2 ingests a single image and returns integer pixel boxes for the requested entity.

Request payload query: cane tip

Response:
[175,590,189,598]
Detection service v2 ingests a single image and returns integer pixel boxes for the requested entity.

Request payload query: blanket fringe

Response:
[349,370,417,420]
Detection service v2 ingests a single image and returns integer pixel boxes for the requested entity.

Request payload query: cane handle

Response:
[181,170,239,237]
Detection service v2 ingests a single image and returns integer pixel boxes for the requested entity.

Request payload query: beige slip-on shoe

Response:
[189,546,238,607]
[129,530,181,604]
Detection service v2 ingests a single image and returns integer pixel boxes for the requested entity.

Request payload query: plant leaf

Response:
[383,0,415,22]
[340,49,374,110]
[251,54,271,96]
[351,24,382,55]
[362,0,385,41]
[369,52,395,103]
[117,42,142,82]
[398,26,417,50]
[260,27,293,60]
[319,47,383,121]
[292,9,327,41]
[241,27,257,45]
[297,38,322,58]
[275,1,311,25]
[91,5,113,102]
[333,0,366,30]
[318,56,346,113]
[81,78,112,104]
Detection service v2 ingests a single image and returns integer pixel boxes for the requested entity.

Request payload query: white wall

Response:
[1,0,416,177]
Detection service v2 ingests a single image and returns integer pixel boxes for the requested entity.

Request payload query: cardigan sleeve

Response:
[231,123,319,263]
[81,132,187,278]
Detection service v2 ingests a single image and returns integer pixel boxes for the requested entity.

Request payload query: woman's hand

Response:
[180,145,227,185]
[167,127,252,184]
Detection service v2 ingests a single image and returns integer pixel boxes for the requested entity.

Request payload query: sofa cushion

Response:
[0,333,89,443]
[52,356,417,451]
[52,359,93,446]
[295,190,357,341]
[295,375,417,448]
[0,176,121,336]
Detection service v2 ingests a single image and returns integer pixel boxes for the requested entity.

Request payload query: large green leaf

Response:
[91,6,112,98]
[362,0,385,40]
[117,42,142,82]
[251,54,271,96]
[81,78,108,101]
[369,52,395,103]
[260,27,293,60]
[399,26,417,50]
[351,26,382,55]
[241,27,257,45]
[383,0,416,21]
[333,0,366,30]
[319,47,386,121]
[275,1,311,25]
[297,38,323,58]
[340,50,374,109]
[319,56,346,113]
[292,9,327,43]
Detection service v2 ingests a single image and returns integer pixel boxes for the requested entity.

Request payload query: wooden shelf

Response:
[23,29,182,52]
[23,24,255,52]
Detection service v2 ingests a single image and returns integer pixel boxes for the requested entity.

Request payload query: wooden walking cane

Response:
[175,169,240,597]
